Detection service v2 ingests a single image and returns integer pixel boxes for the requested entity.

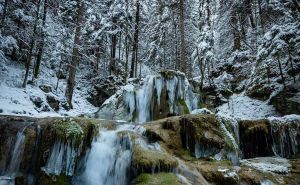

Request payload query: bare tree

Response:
[65,1,85,108]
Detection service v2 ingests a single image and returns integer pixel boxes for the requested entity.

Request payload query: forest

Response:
[0,0,300,185]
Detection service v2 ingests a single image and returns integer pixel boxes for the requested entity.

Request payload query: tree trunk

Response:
[277,56,285,86]
[22,0,41,88]
[65,1,84,109]
[231,13,241,51]
[179,0,186,73]
[292,0,300,13]
[0,0,8,28]
[34,0,48,79]
[110,17,117,75]
[130,0,140,78]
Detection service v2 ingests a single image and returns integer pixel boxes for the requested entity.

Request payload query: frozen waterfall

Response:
[98,71,201,123]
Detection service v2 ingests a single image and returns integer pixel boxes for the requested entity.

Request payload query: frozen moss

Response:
[51,119,84,146]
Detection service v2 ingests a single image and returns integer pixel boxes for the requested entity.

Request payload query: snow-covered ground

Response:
[216,93,279,120]
[0,58,97,117]
[241,157,291,174]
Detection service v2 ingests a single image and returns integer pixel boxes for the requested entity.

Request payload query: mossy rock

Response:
[131,145,178,174]
[196,160,238,185]
[159,70,179,80]
[39,173,71,185]
[239,119,273,158]
[133,173,183,185]
[180,115,225,157]
[50,118,84,145]
[176,98,190,114]
[145,115,230,160]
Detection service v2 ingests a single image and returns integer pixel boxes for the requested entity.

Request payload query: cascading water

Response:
[98,71,201,123]
[268,115,300,158]
[0,127,27,185]
[74,125,144,185]
[42,139,80,176]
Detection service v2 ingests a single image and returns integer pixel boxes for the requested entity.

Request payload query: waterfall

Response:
[98,71,201,122]
[42,139,80,176]
[0,128,27,185]
[268,115,300,158]
[74,125,144,185]
[4,132,26,177]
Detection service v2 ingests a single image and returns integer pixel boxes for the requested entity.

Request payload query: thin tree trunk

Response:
[65,1,84,109]
[110,17,117,75]
[34,0,48,79]
[179,0,186,73]
[0,0,8,28]
[292,0,300,13]
[22,0,41,88]
[130,0,140,78]
[288,47,296,83]
[230,13,241,51]
[277,56,285,86]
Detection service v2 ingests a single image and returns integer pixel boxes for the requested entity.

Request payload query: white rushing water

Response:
[100,71,201,123]
[42,139,79,176]
[75,125,144,185]
[0,131,26,185]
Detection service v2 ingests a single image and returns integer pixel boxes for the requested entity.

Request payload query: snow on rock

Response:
[216,93,278,120]
[191,108,213,115]
[241,157,291,174]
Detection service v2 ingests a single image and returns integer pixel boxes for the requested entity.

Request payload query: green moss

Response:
[39,174,70,185]
[51,119,84,146]
[177,98,190,114]
[132,145,178,173]
[134,173,183,185]
[159,70,178,80]
[177,149,196,161]
[240,120,269,135]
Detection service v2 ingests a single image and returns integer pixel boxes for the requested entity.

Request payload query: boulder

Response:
[39,85,52,93]
[270,84,300,115]
[87,76,124,107]
[131,145,178,174]
[46,95,60,111]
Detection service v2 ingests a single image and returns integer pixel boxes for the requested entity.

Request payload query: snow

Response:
[216,93,278,120]
[0,58,97,118]
[191,108,213,115]
[240,157,291,174]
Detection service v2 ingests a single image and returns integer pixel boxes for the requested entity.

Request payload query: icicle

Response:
[155,76,163,107]
[43,139,79,176]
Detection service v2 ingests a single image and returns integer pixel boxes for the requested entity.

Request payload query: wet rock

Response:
[131,145,178,174]
[270,84,300,115]
[39,85,52,93]
[196,160,238,185]
[132,173,183,185]
[145,114,236,161]
[46,95,60,111]
[239,120,273,158]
